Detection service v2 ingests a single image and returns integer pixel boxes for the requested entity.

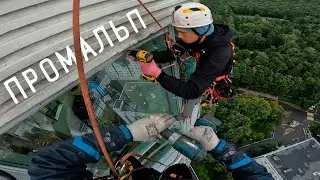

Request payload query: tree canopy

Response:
[203,94,284,146]
[203,0,320,108]
[310,121,320,137]
[192,156,232,180]
[196,0,319,178]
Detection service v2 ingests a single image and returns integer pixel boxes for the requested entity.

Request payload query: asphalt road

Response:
[275,103,310,146]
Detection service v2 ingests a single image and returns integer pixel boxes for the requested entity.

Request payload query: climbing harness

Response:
[165,40,236,107]
[72,0,235,178]
[201,74,235,107]
[201,42,236,107]
[140,1,237,106]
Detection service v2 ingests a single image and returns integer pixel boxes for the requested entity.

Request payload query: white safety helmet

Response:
[171,2,213,28]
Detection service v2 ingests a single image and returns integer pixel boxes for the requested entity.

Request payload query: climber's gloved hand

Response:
[139,60,162,78]
[183,126,220,151]
[127,113,176,142]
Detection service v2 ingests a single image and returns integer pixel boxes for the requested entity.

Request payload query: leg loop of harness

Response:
[201,74,236,107]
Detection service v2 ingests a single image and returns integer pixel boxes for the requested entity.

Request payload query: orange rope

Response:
[136,0,188,52]
[72,0,118,177]
[72,0,190,177]
[120,152,167,167]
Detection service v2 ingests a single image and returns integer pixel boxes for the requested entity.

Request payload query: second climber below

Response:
[130,2,235,100]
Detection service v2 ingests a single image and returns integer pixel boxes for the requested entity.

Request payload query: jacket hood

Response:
[188,24,235,51]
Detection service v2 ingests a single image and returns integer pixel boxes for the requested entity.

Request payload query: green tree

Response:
[192,156,232,180]
[219,111,252,144]
[309,122,320,137]
[203,0,320,110]
[213,95,284,145]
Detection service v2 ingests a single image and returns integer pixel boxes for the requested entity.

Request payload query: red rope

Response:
[72,1,190,177]
[136,0,167,35]
[136,0,188,52]
[72,0,118,177]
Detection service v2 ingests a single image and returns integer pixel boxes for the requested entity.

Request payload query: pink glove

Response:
[139,60,162,78]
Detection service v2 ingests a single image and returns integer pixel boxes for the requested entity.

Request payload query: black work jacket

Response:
[154,24,234,99]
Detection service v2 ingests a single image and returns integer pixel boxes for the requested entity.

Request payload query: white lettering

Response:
[313,172,320,176]
[80,37,97,61]
[109,21,129,42]
[4,76,27,104]
[39,58,60,82]
[126,9,147,33]
[22,68,38,93]
[55,46,76,73]
[3,9,148,104]
[93,26,114,53]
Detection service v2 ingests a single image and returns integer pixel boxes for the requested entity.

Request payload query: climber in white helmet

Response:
[130,2,235,101]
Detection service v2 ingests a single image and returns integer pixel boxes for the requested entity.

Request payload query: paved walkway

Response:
[240,102,310,152]
[237,88,278,100]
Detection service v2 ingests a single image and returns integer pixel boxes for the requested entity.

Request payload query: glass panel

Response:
[118,82,179,115]
[0,34,182,177]
[0,96,94,165]
[86,34,182,175]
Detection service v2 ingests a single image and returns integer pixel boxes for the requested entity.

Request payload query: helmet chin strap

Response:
[199,36,207,43]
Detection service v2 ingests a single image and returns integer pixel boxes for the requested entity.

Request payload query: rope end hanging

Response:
[72,0,118,177]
